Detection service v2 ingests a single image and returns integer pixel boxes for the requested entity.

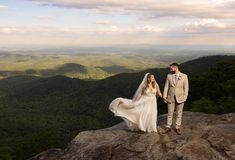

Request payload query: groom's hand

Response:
[163,97,168,103]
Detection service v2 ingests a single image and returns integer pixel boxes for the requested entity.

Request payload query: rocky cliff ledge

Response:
[31,112,235,160]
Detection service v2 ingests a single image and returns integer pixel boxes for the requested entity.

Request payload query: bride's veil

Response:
[132,73,150,101]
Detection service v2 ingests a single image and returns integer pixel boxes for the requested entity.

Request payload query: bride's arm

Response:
[156,84,163,98]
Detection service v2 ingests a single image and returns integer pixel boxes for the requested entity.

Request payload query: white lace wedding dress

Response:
[109,85,158,132]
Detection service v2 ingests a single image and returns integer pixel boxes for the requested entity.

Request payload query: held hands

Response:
[163,97,167,103]
[163,97,169,104]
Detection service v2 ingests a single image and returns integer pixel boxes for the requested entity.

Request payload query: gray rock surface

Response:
[30,112,235,160]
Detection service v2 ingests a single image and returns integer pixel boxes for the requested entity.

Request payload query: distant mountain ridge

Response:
[0,52,179,80]
[4,51,232,80]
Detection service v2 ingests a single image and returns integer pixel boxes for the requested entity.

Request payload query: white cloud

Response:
[109,25,120,32]
[0,24,166,45]
[140,25,165,32]
[102,25,165,34]
[184,18,231,33]
[0,27,20,33]
[210,0,235,4]
[37,16,56,21]
[28,0,235,19]
[0,5,8,10]
[95,20,113,26]
[1,22,234,46]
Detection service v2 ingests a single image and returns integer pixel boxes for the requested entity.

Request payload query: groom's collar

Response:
[174,71,180,76]
[173,72,182,80]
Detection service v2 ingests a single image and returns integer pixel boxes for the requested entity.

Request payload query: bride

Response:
[109,73,163,132]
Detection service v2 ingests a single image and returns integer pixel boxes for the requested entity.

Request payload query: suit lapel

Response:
[176,72,182,86]
[171,74,176,87]
[172,72,182,87]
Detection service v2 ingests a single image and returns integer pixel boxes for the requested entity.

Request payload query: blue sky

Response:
[0,0,235,46]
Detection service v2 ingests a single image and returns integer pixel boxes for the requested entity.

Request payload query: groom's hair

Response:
[170,63,180,69]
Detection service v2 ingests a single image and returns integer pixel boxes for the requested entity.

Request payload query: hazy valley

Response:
[1,46,234,80]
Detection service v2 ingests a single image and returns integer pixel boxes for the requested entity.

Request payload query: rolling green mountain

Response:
[0,63,111,80]
[0,55,234,160]
[180,55,234,74]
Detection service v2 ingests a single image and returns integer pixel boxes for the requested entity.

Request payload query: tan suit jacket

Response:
[163,72,189,104]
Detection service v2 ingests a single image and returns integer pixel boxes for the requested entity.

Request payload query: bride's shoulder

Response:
[154,83,159,90]
[155,82,159,87]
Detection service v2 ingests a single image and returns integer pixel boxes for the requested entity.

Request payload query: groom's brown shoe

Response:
[175,128,182,135]
[162,127,171,134]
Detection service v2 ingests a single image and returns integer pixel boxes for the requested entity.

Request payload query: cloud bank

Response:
[0,0,234,46]
[29,0,235,19]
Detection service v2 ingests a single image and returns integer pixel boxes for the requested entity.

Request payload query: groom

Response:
[162,63,189,135]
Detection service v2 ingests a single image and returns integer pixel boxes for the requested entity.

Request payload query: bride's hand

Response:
[163,97,168,103]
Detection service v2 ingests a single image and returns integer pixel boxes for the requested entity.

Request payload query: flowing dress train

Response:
[109,87,158,132]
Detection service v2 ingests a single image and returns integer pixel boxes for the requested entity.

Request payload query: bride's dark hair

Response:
[145,73,156,90]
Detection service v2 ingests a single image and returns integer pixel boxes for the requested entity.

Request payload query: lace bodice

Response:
[143,87,157,96]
